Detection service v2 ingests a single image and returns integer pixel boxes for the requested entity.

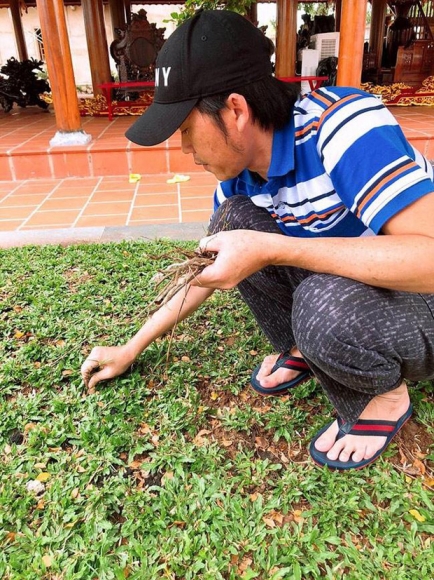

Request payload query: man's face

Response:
[179,107,250,181]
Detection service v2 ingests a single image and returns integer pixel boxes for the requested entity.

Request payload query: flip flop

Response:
[251,351,313,396]
[309,403,413,470]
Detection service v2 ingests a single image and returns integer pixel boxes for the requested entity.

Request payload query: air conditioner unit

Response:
[301,49,319,94]
[311,32,340,61]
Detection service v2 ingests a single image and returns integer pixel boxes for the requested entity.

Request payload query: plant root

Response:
[151,249,216,310]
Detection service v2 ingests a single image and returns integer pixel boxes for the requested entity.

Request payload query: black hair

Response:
[195,76,300,136]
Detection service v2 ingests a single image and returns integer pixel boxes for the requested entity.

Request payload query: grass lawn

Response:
[1,239,433,580]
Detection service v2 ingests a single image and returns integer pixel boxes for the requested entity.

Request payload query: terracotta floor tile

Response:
[136,183,178,194]
[181,197,213,211]
[138,174,177,185]
[180,186,215,198]
[24,210,81,227]
[1,194,48,206]
[0,220,24,231]
[59,178,100,188]
[91,151,129,176]
[131,149,169,174]
[0,156,13,181]
[81,201,132,216]
[20,224,74,231]
[39,197,88,211]
[50,187,97,198]
[75,214,130,228]
[0,206,37,219]
[181,209,213,223]
[91,190,136,203]
[130,205,179,221]
[0,183,19,194]
[134,193,178,206]
[97,180,137,191]
[13,181,58,194]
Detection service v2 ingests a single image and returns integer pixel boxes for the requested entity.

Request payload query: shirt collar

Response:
[267,117,295,180]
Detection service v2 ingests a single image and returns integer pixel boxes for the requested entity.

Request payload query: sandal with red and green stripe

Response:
[250,351,313,396]
[309,403,413,470]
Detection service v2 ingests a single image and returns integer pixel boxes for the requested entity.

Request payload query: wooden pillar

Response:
[370,0,388,70]
[108,0,126,37]
[35,0,90,145]
[125,0,132,25]
[10,0,28,61]
[337,0,368,87]
[275,0,298,77]
[82,0,112,96]
[247,2,258,26]
[335,0,342,32]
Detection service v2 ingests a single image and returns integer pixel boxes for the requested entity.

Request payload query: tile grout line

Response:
[126,180,140,226]
[177,183,182,223]
[71,177,104,228]
[17,179,65,231]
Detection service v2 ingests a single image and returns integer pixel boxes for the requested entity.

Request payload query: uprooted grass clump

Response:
[151,248,216,309]
[0,239,433,580]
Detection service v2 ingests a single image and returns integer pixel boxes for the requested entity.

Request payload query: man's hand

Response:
[193,230,275,289]
[81,345,135,389]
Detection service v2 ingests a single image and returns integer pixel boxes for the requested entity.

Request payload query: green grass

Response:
[1,240,433,580]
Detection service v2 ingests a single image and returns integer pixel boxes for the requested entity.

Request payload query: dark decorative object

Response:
[110,9,165,91]
[0,57,50,113]
[316,56,338,86]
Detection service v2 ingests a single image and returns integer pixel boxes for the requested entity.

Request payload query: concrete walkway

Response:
[0,221,209,249]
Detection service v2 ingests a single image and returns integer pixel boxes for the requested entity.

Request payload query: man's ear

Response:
[225,93,251,131]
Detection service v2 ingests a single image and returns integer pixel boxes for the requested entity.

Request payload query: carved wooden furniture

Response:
[394,39,434,85]
[110,9,165,85]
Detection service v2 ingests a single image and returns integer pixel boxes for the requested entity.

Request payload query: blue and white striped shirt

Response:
[214,87,434,238]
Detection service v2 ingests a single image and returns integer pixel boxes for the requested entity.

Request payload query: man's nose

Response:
[181,133,193,154]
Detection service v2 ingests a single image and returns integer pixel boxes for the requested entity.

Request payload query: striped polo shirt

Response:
[214,86,434,238]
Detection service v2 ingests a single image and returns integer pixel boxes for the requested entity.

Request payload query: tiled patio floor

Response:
[0,172,217,232]
[0,104,433,239]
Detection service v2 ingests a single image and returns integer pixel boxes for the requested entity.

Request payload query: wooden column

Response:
[370,0,388,70]
[335,0,342,32]
[275,0,298,77]
[125,0,132,25]
[108,0,126,38]
[35,0,90,145]
[337,0,368,87]
[10,0,28,61]
[82,0,112,96]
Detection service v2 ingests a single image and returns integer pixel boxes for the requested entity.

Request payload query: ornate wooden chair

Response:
[110,9,166,84]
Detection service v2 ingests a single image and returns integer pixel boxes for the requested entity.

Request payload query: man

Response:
[81,10,434,470]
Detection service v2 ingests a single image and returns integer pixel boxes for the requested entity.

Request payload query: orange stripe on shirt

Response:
[356,161,416,217]
[280,205,345,225]
[295,120,319,139]
[317,94,362,129]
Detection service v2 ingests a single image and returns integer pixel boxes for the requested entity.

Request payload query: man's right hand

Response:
[81,345,135,389]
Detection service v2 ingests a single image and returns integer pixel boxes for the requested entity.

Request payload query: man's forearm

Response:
[124,284,214,360]
[272,233,434,293]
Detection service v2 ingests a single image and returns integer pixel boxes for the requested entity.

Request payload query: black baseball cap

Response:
[125,10,274,147]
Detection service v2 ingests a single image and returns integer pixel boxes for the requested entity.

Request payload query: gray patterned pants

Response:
[208,195,434,423]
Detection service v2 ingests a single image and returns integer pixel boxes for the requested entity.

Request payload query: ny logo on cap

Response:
[155,67,171,87]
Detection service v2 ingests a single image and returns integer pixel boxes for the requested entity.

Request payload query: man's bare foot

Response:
[255,348,308,391]
[314,382,411,464]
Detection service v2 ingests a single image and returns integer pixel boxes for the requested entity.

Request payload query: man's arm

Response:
[194,191,434,294]
[81,284,214,389]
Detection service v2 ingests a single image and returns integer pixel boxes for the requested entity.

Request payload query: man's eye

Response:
[182,128,189,135]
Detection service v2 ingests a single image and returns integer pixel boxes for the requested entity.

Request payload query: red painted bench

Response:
[98,81,155,120]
